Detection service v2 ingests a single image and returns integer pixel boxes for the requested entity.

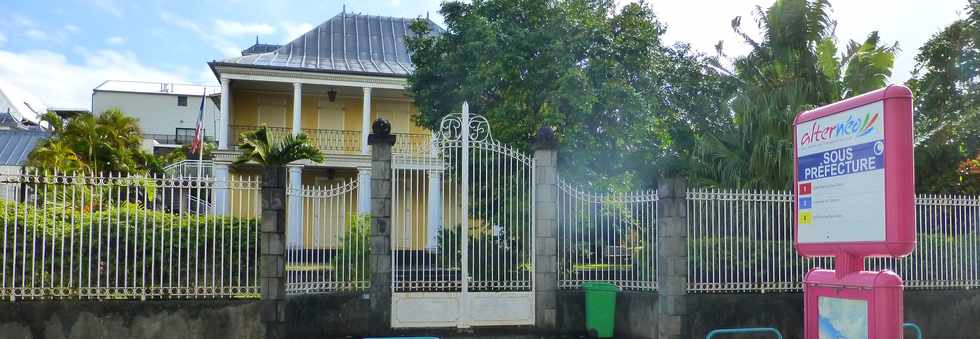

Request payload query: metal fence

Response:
[230,124,432,156]
[286,178,366,294]
[0,172,261,300]
[163,160,214,178]
[557,178,658,291]
[687,188,980,293]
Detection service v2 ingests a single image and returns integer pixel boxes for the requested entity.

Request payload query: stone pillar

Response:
[657,177,688,339]
[219,78,231,149]
[292,83,302,136]
[361,87,372,155]
[533,126,559,329]
[357,167,372,214]
[425,169,442,251]
[367,118,396,333]
[212,161,230,215]
[286,164,303,248]
[260,166,288,339]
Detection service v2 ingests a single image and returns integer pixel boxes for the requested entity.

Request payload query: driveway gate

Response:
[391,103,536,328]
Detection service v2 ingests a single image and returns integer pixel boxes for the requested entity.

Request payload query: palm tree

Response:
[234,125,324,166]
[692,0,898,189]
[28,109,157,175]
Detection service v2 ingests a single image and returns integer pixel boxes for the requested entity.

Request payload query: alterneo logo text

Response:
[799,112,878,145]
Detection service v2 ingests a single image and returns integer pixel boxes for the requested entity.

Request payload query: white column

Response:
[361,87,372,155]
[357,167,372,214]
[213,162,230,215]
[219,78,231,149]
[287,164,303,248]
[292,82,302,136]
[426,170,443,251]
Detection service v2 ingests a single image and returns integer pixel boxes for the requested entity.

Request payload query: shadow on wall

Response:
[688,290,980,339]
[558,290,659,339]
[0,300,261,339]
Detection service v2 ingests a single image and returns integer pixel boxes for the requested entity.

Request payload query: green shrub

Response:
[333,214,370,286]
[0,200,259,297]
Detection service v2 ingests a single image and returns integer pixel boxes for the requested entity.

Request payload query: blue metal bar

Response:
[904,322,923,339]
[705,327,784,339]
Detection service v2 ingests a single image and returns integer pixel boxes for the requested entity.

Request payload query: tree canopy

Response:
[406,0,980,193]
[27,109,162,175]
[689,0,898,189]
[907,2,980,193]
[406,0,728,190]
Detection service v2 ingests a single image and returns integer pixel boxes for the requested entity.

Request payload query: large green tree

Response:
[406,0,726,190]
[28,110,161,175]
[907,2,980,193]
[690,0,898,189]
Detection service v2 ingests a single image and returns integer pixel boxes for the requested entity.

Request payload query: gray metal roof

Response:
[0,130,50,166]
[213,13,444,77]
[241,43,281,56]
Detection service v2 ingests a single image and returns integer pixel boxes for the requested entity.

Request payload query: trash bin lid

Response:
[582,282,620,292]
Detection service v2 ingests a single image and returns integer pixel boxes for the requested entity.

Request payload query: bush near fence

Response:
[687,189,980,292]
[0,201,259,299]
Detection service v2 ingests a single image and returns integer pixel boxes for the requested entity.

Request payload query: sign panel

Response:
[794,85,915,257]
[796,101,886,243]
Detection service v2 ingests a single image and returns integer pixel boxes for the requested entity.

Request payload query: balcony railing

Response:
[230,125,431,155]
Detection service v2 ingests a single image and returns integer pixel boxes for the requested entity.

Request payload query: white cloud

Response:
[160,11,241,57]
[106,36,125,45]
[64,24,81,33]
[389,0,403,8]
[25,29,47,41]
[10,14,34,27]
[281,22,314,42]
[0,48,188,108]
[0,33,6,47]
[91,0,124,18]
[215,20,276,36]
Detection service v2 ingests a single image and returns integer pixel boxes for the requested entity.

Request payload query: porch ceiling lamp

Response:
[328,88,337,102]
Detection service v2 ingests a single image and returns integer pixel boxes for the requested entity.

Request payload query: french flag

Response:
[189,88,206,154]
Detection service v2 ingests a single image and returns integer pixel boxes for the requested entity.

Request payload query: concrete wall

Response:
[0,289,973,339]
[688,289,980,339]
[0,300,260,339]
[286,293,370,338]
[92,91,219,137]
[558,290,659,339]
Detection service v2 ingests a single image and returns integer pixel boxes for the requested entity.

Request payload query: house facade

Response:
[208,12,445,250]
[92,80,220,150]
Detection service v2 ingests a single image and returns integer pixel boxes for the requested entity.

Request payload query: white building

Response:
[0,81,47,127]
[92,80,220,148]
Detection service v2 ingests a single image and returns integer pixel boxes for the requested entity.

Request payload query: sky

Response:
[0,0,969,109]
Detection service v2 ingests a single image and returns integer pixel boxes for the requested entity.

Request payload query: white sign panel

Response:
[796,101,885,243]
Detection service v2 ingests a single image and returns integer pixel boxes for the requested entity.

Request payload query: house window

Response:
[177,96,188,107]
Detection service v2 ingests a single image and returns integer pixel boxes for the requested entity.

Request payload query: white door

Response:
[257,96,287,127]
[316,99,344,130]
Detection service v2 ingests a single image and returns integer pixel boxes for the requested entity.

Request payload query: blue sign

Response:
[797,140,885,181]
[799,197,813,209]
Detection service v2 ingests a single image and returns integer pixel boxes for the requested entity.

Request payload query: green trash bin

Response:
[583,281,619,338]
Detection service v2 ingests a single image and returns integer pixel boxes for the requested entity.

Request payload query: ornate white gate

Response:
[391,103,536,328]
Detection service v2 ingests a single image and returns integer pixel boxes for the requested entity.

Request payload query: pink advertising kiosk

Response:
[793,85,914,339]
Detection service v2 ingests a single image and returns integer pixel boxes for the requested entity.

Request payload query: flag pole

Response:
[197,88,206,179]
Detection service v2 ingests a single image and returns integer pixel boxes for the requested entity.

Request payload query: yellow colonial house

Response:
[207,12,445,251]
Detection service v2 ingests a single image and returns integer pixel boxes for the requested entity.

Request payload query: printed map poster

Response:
[818,297,869,339]
[796,101,886,243]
